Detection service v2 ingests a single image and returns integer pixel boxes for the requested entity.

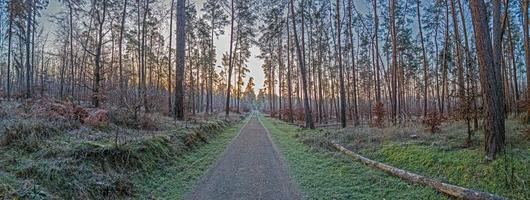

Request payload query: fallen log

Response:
[331,141,505,200]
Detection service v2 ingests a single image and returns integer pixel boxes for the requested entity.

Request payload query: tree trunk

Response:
[469,0,505,160]
[118,0,127,101]
[390,0,398,124]
[6,10,12,100]
[337,0,346,128]
[416,0,429,117]
[225,0,235,117]
[174,0,186,120]
[25,0,32,99]
[348,0,358,125]
[522,1,530,99]
[168,0,174,115]
[287,17,294,122]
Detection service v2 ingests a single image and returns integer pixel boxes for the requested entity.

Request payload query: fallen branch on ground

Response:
[331,141,505,200]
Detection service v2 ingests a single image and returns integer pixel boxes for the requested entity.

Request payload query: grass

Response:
[369,143,530,200]
[260,116,446,200]
[268,116,530,200]
[130,118,248,199]
[0,101,247,199]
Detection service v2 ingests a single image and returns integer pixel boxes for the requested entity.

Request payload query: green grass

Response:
[130,118,248,199]
[368,144,530,200]
[260,117,446,200]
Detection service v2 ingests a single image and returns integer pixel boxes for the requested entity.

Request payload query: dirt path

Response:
[184,115,300,200]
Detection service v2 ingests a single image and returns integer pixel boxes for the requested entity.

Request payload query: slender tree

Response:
[336,0,346,128]
[225,0,235,117]
[168,0,174,114]
[174,0,186,120]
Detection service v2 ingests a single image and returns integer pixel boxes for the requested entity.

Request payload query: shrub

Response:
[108,108,158,130]
[422,111,442,133]
[1,121,63,150]
[373,102,385,128]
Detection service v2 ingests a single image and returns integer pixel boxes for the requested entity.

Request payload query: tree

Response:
[290,0,314,129]
[416,0,428,117]
[469,0,505,160]
[168,0,174,113]
[174,0,185,120]
[347,0,358,125]
[6,0,13,100]
[92,0,108,108]
[118,0,128,102]
[225,0,235,117]
[390,0,398,124]
[522,0,529,100]
[336,0,346,128]
[25,0,32,98]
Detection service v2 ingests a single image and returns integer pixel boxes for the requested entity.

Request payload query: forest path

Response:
[184,114,301,200]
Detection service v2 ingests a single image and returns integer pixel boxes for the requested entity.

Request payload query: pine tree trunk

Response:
[416,0,429,117]
[337,0,346,128]
[469,0,505,160]
[225,0,235,117]
[174,0,186,120]
[25,0,32,99]
[168,0,174,114]
[6,10,12,100]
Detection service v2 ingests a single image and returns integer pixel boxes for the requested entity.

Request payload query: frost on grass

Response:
[0,100,242,199]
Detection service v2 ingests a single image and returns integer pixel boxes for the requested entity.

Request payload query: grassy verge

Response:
[131,118,248,199]
[0,101,247,199]
[366,143,529,200]
[260,116,445,200]
[268,117,530,200]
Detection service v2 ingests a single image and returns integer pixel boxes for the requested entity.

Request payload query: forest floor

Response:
[0,99,247,199]
[262,116,530,200]
[184,115,300,200]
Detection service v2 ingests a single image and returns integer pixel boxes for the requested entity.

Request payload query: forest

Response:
[0,0,529,199]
